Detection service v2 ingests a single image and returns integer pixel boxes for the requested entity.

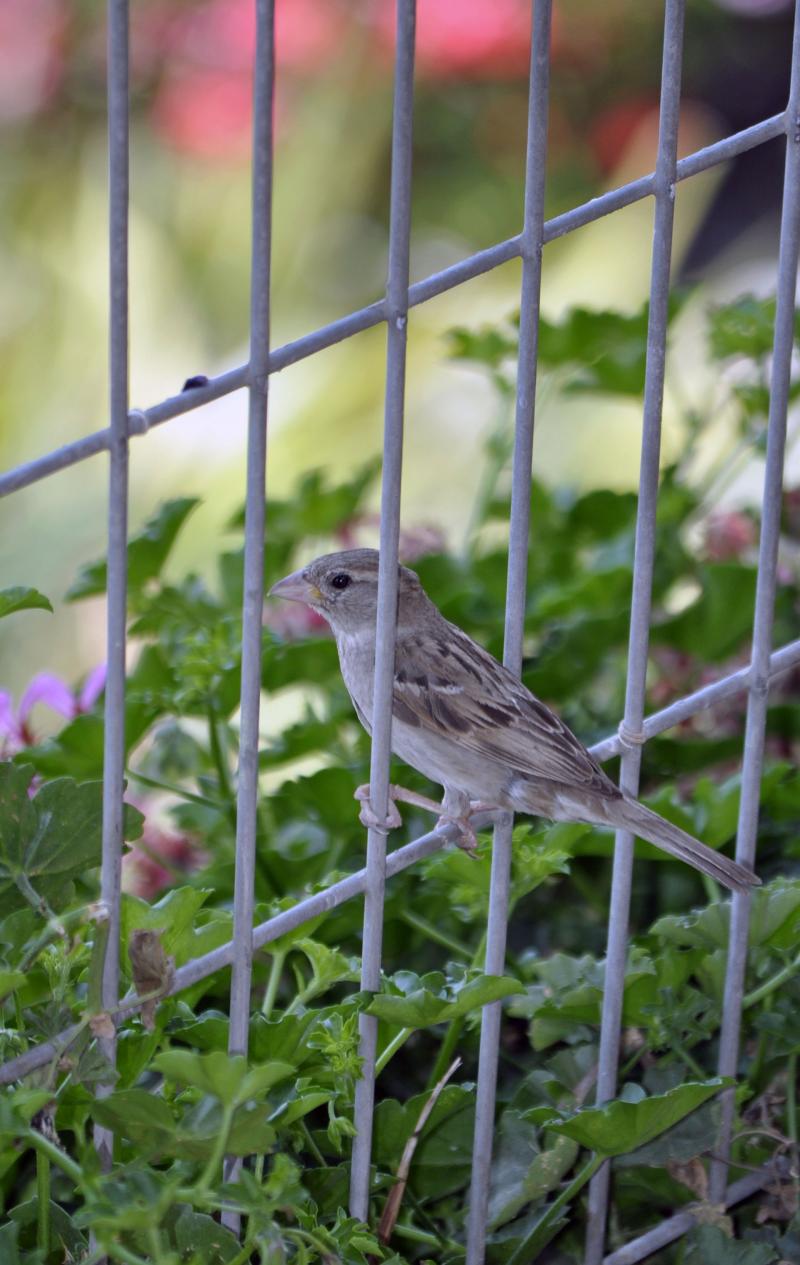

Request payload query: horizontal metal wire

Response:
[591,636,800,762]
[602,1167,774,1265]
[2,633,798,1091]
[0,112,786,502]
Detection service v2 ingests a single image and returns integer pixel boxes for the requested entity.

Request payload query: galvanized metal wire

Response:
[221,0,276,1222]
[93,0,130,1176]
[466,2,552,1258]
[586,1,685,1254]
[350,0,417,1219]
[1,1,799,1261]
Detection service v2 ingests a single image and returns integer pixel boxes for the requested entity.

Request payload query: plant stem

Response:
[427,1018,464,1092]
[17,904,90,976]
[743,951,800,1010]
[262,950,286,1017]
[227,1243,258,1265]
[376,1027,413,1075]
[787,1053,798,1144]
[107,1243,152,1265]
[36,1148,50,1254]
[700,871,720,906]
[671,1034,707,1081]
[400,909,472,958]
[300,1119,327,1166]
[195,1103,235,1197]
[391,1223,442,1246]
[207,704,234,806]
[125,767,225,810]
[506,1153,604,1265]
[25,1128,83,1185]
[13,870,58,922]
[147,1224,169,1264]
[568,865,607,916]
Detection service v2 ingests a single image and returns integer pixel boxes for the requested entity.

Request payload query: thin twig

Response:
[377,1055,462,1245]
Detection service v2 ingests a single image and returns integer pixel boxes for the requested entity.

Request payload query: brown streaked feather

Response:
[393,619,616,798]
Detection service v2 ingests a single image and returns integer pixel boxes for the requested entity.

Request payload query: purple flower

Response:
[0,665,106,754]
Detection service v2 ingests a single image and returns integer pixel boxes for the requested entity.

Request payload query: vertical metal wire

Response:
[585,3,685,1259]
[465,3,552,1260]
[708,0,800,1202]
[93,0,130,1174]
[349,0,416,1223]
[223,0,274,1211]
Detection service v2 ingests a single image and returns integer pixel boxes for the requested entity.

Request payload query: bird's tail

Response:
[610,795,759,894]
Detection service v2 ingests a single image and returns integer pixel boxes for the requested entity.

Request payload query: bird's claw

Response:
[354,784,403,835]
[437,813,480,856]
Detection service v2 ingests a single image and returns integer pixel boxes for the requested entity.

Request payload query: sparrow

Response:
[269,549,758,894]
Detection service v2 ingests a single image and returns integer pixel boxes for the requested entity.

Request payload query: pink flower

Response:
[375,0,534,80]
[123,815,208,900]
[150,0,344,157]
[704,511,757,562]
[264,600,330,641]
[152,67,253,160]
[589,99,658,176]
[0,0,66,123]
[0,666,106,755]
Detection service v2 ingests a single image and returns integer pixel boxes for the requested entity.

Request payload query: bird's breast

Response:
[336,632,376,726]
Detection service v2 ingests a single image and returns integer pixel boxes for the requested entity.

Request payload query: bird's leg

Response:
[354,783,500,851]
[354,784,403,835]
[437,788,481,856]
[354,782,443,834]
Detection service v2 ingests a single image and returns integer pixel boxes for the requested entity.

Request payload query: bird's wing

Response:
[393,621,612,793]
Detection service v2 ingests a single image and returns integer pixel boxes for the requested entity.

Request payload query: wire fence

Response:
[1,1,799,1261]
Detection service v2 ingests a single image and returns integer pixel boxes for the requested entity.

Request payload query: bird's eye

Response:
[330,572,351,591]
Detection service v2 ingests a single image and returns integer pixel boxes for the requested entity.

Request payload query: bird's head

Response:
[268,548,426,635]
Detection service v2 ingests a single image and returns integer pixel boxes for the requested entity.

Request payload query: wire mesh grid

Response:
[2,0,800,1261]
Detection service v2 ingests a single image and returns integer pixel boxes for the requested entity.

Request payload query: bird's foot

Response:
[354,784,404,835]
[437,812,480,856]
[437,802,501,856]
[354,783,499,852]
[354,782,449,834]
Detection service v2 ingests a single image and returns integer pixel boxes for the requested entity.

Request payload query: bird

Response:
[269,548,759,894]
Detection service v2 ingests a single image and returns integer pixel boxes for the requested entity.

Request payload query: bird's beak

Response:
[268,568,321,604]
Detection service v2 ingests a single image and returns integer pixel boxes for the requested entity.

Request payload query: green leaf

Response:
[652,879,800,952]
[653,563,758,662]
[616,1095,721,1168]
[121,887,212,971]
[535,1079,732,1157]
[0,587,52,619]
[294,938,361,999]
[372,1084,475,1198]
[707,294,781,362]
[367,968,522,1028]
[67,497,200,600]
[89,1089,177,1159]
[685,1224,778,1265]
[0,1223,19,1265]
[487,1111,579,1231]
[177,1096,276,1159]
[0,1087,53,1137]
[0,764,143,915]
[174,1208,240,1263]
[447,324,518,371]
[0,970,26,995]
[152,1049,294,1107]
[537,301,683,396]
[76,1165,184,1233]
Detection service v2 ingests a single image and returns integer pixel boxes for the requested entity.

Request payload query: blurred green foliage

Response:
[0,294,799,1260]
